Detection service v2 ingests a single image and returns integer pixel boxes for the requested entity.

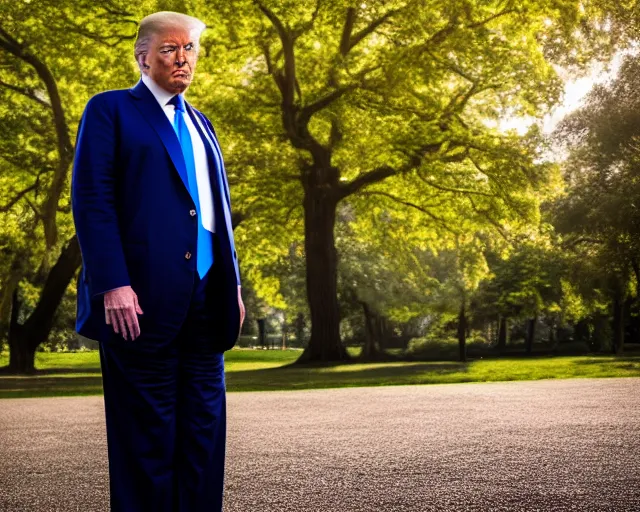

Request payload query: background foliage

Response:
[1,0,639,369]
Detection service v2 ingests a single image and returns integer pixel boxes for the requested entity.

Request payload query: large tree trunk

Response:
[6,289,36,374]
[8,330,37,374]
[4,235,81,374]
[298,187,349,362]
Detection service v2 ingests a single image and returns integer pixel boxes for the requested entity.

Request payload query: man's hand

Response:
[104,286,144,340]
[238,285,245,330]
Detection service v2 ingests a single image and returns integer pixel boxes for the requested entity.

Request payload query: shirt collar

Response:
[141,73,183,109]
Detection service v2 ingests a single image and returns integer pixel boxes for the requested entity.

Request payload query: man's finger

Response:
[133,315,141,339]
[132,315,141,339]
[125,308,139,340]
[116,309,128,340]
[122,308,133,339]
[110,309,120,333]
[120,309,131,341]
[111,308,121,335]
[105,308,112,325]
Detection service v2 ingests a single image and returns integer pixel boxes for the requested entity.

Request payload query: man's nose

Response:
[175,48,186,65]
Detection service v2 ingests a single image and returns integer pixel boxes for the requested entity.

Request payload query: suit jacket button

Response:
[189,209,196,217]
[185,251,192,260]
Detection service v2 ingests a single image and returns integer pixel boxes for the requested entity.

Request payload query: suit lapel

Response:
[185,103,236,251]
[128,80,190,196]
[186,104,232,209]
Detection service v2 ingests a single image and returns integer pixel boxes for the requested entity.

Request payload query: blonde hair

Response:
[134,11,206,69]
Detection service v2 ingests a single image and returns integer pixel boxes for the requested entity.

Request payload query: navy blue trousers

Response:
[99,237,227,512]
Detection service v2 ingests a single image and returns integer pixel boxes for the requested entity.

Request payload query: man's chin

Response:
[169,78,191,93]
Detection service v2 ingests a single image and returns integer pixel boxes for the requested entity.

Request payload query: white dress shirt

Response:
[141,73,216,233]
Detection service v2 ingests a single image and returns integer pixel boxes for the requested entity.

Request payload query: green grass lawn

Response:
[1,348,639,399]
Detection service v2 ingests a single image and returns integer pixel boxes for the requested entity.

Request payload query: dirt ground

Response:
[1,377,639,511]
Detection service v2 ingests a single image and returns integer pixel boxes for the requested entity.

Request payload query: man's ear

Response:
[137,53,150,71]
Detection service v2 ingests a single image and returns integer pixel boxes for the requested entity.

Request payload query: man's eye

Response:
[185,43,194,51]
[161,47,175,54]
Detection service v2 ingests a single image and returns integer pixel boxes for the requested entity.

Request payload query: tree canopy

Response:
[0,0,637,371]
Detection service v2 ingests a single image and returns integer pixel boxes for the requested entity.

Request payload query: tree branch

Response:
[465,194,509,241]
[0,80,50,108]
[425,20,458,47]
[345,8,401,55]
[468,155,531,218]
[416,172,494,197]
[360,190,460,235]
[293,0,322,38]
[468,8,518,29]
[561,236,604,248]
[0,183,38,213]
[298,84,357,122]
[254,0,289,38]
[23,196,41,218]
[0,26,23,52]
[253,0,299,123]
[340,142,446,198]
[0,24,73,250]
[339,165,399,199]
[339,7,357,56]
[59,26,136,47]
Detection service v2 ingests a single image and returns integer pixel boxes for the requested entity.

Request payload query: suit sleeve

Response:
[71,94,130,298]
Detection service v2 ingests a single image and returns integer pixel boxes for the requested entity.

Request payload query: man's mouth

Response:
[173,70,189,77]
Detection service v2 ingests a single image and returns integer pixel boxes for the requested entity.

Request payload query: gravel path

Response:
[1,377,639,511]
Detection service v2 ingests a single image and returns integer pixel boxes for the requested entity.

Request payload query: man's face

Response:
[143,25,199,94]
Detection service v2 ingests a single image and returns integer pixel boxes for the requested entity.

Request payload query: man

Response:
[70,11,244,511]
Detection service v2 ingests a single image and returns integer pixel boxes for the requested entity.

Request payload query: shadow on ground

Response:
[571,356,640,370]
[0,376,104,398]
[0,366,102,376]
[225,361,469,392]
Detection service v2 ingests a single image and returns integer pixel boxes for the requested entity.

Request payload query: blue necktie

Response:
[168,94,214,279]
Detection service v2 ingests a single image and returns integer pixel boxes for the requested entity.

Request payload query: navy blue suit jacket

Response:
[71,79,241,351]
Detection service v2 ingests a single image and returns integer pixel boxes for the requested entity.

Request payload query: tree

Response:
[474,234,566,354]
[0,0,623,370]
[196,0,611,361]
[0,0,144,372]
[552,54,640,355]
